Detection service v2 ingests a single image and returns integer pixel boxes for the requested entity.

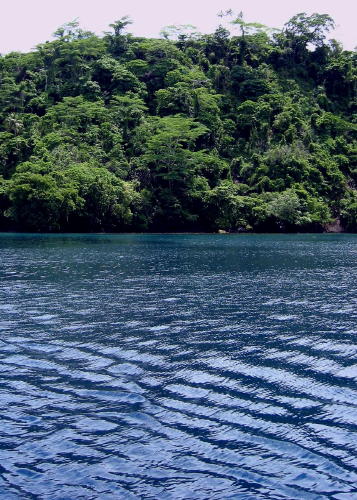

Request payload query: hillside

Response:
[0,13,356,232]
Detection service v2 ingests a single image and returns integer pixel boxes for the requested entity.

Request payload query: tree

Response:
[104,17,133,58]
[7,165,79,231]
[283,13,335,48]
[140,116,207,228]
[53,19,94,42]
[231,11,275,38]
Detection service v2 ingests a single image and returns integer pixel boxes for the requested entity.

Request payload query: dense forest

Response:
[0,12,356,232]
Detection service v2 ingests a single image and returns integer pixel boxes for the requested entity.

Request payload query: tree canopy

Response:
[0,12,356,232]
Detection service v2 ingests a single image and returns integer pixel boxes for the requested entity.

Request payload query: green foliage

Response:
[340,192,357,231]
[283,13,335,48]
[0,13,355,232]
[7,165,79,231]
[53,19,95,42]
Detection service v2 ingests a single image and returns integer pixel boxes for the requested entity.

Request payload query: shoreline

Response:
[0,231,356,236]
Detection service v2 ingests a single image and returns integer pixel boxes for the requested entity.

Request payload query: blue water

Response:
[0,233,356,499]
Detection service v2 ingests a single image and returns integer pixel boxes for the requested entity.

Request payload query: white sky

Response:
[1,0,356,54]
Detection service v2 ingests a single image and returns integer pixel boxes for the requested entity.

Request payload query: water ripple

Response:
[0,233,356,499]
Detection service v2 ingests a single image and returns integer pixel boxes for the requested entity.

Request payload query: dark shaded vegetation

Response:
[0,13,356,232]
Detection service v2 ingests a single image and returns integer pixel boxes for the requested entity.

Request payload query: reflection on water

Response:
[0,233,356,499]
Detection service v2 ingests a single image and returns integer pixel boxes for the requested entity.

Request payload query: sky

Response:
[1,0,356,54]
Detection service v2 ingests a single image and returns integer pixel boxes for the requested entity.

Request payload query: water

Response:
[0,233,356,499]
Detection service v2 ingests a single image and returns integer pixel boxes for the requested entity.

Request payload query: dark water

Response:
[0,233,356,500]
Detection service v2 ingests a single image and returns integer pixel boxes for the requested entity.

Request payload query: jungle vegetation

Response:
[0,12,356,232]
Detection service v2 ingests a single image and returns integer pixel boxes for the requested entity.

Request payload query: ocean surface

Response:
[0,233,356,500]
